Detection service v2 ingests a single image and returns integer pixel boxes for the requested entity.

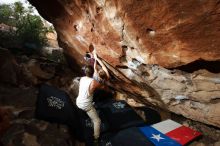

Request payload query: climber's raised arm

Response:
[94,54,110,80]
[93,56,98,74]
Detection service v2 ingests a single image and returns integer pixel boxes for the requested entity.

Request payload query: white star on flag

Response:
[151,134,165,142]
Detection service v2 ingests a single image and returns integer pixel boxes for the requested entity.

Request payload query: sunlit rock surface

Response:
[28,0,220,127]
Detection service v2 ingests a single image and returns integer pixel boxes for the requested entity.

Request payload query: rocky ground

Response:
[0,47,82,146]
[0,48,220,146]
[172,115,220,146]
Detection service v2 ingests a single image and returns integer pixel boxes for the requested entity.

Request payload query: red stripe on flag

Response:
[166,126,201,145]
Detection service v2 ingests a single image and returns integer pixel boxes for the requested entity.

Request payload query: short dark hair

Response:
[83,65,94,77]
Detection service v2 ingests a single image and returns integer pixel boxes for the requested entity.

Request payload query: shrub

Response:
[0,2,51,54]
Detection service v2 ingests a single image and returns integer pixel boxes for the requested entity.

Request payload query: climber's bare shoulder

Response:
[89,80,104,94]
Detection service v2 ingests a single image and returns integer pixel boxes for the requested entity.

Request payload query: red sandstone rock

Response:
[0,107,11,137]
[28,0,220,128]
[28,0,220,68]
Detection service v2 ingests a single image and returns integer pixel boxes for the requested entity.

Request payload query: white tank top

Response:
[76,76,94,111]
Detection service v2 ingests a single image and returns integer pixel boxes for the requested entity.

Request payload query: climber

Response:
[76,65,105,142]
[83,44,96,66]
[91,45,113,104]
[83,43,110,83]
[84,52,95,66]
[92,49,110,84]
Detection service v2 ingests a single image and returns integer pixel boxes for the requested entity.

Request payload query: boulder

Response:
[28,0,220,128]
[0,48,18,85]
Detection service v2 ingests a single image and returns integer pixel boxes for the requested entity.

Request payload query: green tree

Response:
[0,2,49,54]
[0,4,15,26]
[14,2,25,16]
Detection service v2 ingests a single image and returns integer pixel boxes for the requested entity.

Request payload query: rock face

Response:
[0,50,82,146]
[28,0,220,67]
[28,0,220,127]
[0,85,82,146]
[0,48,18,85]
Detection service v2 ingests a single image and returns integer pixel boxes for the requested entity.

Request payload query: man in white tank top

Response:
[76,65,103,140]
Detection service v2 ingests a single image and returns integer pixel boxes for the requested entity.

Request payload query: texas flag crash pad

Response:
[139,119,202,146]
